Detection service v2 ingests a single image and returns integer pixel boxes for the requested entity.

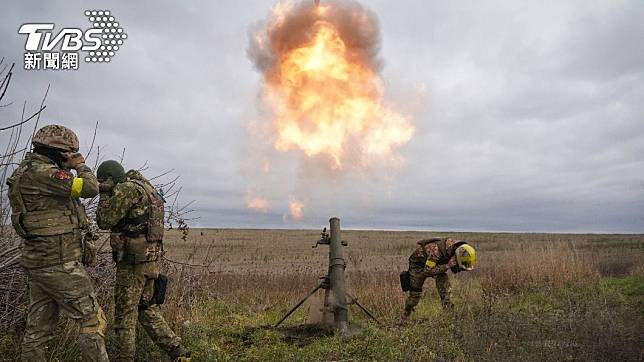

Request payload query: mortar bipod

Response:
[273,277,380,327]
[346,292,380,324]
[274,276,329,328]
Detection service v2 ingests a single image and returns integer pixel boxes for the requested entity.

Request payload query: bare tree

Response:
[0,57,197,337]
[0,58,48,333]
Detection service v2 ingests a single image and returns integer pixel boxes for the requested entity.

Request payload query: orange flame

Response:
[252,1,414,169]
[246,192,271,213]
[284,198,304,221]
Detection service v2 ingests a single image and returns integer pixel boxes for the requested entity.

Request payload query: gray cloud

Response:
[1,0,643,232]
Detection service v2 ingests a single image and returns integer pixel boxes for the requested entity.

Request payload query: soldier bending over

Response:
[401,238,477,319]
[96,160,190,362]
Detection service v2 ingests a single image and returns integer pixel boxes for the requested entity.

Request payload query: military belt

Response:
[122,230,145,238]
[116,214,148,229]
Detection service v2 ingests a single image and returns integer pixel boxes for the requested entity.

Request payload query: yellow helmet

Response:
[455,244,476,271]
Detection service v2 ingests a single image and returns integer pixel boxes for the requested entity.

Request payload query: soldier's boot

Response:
[401,305,414,322]
[403,287,422,322]
[79,307,109,362]
[441,299,454,310]
[139,304,186,360]
[169,345,191,361]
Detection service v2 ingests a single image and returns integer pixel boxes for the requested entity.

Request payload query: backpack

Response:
[127,176,165,242]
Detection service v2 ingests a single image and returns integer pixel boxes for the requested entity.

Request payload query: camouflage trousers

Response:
[21,261,108,362]
[113,260,181,361]
[404,266,452,313]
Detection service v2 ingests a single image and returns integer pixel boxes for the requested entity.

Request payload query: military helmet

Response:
[455,244,477,271]
[97,160,126,183]
[32,125,79,152]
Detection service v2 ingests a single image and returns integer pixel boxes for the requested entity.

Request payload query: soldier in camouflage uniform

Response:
[6,125,109,361]
[402,238,477,319]
[95,160,190,362]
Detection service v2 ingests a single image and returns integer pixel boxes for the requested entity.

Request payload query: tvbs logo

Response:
[18,10,127,71]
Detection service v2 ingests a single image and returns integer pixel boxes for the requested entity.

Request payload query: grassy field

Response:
[1,228,643,361]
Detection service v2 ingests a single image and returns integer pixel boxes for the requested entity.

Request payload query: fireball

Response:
[285,198,305,221]
[251,0,414,169]
[246,192,271,213]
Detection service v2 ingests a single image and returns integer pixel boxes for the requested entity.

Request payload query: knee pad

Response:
[80,307,107,337]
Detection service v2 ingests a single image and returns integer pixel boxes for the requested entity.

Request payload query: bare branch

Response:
[0,63,14,103]
[137,160,149,171]
[149,169,175,181]
[0,147,27,157]
[0,105,47,131]
[21,84,50,160]
[86,120,99,160]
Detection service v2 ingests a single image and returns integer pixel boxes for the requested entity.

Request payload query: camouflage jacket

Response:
[7,152,98,268]
[96,169,150,234]
[10,153,98,210]
[409,238,458,276]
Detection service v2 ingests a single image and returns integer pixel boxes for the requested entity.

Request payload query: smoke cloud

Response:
[248,0,382,75]
[244,1,415,223]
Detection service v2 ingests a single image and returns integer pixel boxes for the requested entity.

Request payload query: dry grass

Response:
[161,229,643,301]
[1,228,643,361]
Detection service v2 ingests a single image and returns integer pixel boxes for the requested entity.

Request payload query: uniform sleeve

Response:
[96,182,142,230]
[444,238,457,253]
[31,163,97,199]
[73,164,99,198]
[422,243,453,276]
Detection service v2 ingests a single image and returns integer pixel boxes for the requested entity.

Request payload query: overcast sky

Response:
[1,0,643,233]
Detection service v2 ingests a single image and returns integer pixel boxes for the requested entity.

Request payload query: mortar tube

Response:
[329,217,348,334]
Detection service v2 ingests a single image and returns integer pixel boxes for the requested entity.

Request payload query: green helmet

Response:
[97,160,126,183]
[32,125,79,152]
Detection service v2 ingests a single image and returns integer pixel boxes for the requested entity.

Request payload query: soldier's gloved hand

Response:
[63,152,85,169]
[447,256,458,269]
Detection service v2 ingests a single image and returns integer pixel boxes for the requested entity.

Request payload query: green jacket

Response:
[7,152,98,268]
[96,170,150,234]
[97,170,167,264]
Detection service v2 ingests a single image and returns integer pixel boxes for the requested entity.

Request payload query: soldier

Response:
[401,238,477,319]
[95,160,190,362]
[6,125,109,361]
